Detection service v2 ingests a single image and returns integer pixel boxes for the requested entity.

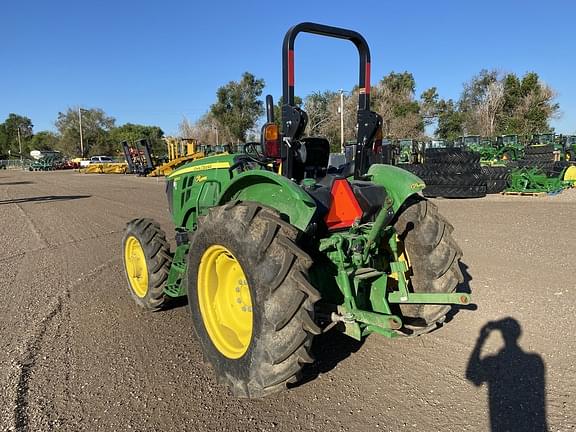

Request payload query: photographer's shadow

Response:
[466,317,548,432]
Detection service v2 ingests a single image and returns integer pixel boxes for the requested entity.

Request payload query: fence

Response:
[0,159,32,170]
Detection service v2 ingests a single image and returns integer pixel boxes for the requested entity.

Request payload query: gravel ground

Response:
[0,169,574,432]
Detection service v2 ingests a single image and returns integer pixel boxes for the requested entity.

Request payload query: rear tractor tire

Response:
[187,202,320,398]
[122,218,171,310]
[393,197,464,335]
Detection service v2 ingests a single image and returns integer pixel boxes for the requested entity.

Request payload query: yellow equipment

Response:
[82,163,128,174]
[148,137,204,177]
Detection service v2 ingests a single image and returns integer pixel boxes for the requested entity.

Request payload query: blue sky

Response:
[1,0,575,135]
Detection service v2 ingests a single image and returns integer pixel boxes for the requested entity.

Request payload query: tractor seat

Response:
[297,137,330,179]
[327,160,354,178]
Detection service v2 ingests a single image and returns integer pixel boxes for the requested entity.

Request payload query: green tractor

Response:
[397,138,422,164]
[427,139,450,149]
[122,22,469,398]
[531,132,556,148]
[495,134,524,161]
[461,135,496,160]
[456,135,481,148]
[560,135,576,161]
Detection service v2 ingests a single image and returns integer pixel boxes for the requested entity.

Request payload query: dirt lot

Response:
[0,169,574,432]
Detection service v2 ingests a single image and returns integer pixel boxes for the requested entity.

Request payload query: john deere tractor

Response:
[122,23,469,398]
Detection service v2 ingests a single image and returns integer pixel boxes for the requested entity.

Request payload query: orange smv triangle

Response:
[324,179,363,230]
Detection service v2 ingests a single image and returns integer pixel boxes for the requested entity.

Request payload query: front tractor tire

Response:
[187,202,320,398]
[393,197,464,335]
[122,218,171,310]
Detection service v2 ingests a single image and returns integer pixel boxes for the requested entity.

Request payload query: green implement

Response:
[506,167,565,194]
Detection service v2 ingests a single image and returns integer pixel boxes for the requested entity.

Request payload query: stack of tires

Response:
[517,145,555,172]
[544,160,575,178]
[404,148,487,198]
[481,166,511,193]
[514,144,575,179]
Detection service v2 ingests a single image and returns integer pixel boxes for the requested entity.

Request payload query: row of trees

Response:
[1,69,561,158]
[0,109,164,158]
[181,70,561,151]
[437,70,560,140]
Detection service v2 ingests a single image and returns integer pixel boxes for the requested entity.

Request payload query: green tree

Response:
[29,131,60,151]
[436,99,463,140]
[108,123,164,155]
[372,71,426,139]
[210,72,265,142]
[455,70,559,137]
[0,127,6,156]
[500,73,522,133]
[498,72,559,134]
[55,108,115,157]
[420,87,439,127]
[0,113,33,155]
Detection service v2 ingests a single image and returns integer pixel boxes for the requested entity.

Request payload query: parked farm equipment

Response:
[148,137,204,177]
[29,156,57,171]
[397,138,422,164]
[122,139,155,175]
[505,168,564,194]
[560,135,576,161]
[466,136,522,163]
[504,161,576,195]
[122,22,469,398]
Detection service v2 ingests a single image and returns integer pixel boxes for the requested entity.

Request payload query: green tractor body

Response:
[531,133,557,148]
[122,22,469,398]
[490,134,524,162]
[397,138,422,163]
[560,135,576,160]
[466,134,525,164]
[459,135,481,148]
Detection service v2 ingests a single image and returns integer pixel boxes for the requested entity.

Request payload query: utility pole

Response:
[78,107,84,158]
[17,127,23,165]
[339,89,345,153]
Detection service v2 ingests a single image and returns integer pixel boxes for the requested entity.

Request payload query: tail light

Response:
[262,123,281,158]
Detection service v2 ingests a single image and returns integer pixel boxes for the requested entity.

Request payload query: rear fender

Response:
[367,164,425,212]
[218,171,317,232]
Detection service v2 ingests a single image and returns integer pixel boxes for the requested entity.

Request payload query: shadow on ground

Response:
[162,296,189,311]
[0,195,91,205]
[290,329,365,390]
[445,261,477,326]
[0,181,35,186]
[466,317,548,432]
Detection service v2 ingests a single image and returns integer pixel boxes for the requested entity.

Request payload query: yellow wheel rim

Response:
[564,166,576,182]
[124,236,149,298]
[197,245,253,359]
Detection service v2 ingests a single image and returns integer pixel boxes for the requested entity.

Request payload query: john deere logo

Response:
[410,182,426,190]
[195,175,208,183]
[168,162,231,178]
